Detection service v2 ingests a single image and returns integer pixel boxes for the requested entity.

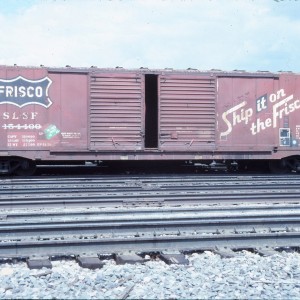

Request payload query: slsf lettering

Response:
[2,112,38,120]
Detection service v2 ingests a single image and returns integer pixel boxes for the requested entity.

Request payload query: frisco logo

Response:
[0,76,52,108]
[220,89,300,138]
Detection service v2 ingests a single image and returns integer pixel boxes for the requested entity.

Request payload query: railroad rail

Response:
[0,174,300,259]
[1,174,300,209]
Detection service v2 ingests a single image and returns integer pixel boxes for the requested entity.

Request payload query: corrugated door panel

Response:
[160,75,216,151]
[89,73,143,150]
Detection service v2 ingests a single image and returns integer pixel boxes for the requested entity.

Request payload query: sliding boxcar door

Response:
[89,73,143,151]
[159,74,216,151]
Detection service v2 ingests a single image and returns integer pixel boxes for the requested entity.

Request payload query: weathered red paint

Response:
[89,72,143,151]
[217,74,300,159]
[0,66,88,158]
[0,65,299,162]
[159,75,216,151]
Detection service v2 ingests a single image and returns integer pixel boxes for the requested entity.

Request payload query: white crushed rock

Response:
[0,250,300,299]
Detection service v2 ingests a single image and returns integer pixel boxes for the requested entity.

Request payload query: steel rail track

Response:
[1,175,300,208]
[1,231,300,258]
[1,175,300,201]
[1,190,300,209]
[1,174,300,189]
[1,173,300,181]
[0,174,300,259]
[1,203,300,258]
[1,212,300,239]
[3,203,300,219]
[1,181,300,194]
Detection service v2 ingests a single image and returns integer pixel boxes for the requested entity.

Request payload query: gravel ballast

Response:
[1,251,300,299]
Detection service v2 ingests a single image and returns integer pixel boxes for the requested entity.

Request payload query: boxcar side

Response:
[0,65,299,174]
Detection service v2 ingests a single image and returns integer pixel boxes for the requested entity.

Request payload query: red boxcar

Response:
[0,65,299,174]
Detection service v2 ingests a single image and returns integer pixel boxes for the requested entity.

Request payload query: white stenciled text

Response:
[0,85,44,98]
[220,89,300,137]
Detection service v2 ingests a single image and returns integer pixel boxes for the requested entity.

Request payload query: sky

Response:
[0,0,299,72]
